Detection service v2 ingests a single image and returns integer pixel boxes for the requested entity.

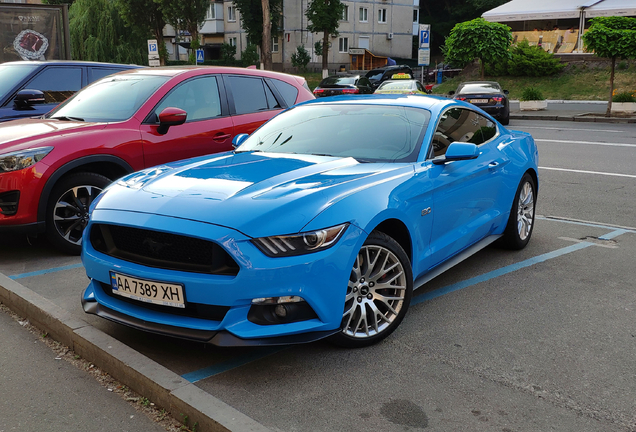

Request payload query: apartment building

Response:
[169,0,419,70]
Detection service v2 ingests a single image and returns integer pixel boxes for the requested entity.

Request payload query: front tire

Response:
[499,173,536,250]
[329,231,413,348]
[45,172,111,255]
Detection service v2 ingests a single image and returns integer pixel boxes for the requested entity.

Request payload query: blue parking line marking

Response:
[599,229,629,240]
[412,241,594,306]
[9,263,84,280]
[182,346,287,383]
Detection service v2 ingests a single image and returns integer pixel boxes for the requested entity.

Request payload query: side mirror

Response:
[448,90,455,96]
[432,142,479,165]
[503,90,509,95]
[157,107,187,135]
[14,89,45,109]
[232,133,249,149]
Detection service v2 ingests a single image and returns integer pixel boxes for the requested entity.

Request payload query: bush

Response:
[221,43,237,65]
[521,86,545,101]
[486,40,564,77]
[612,90,636,102]
[291,45,311,71]
[241,44,259,67]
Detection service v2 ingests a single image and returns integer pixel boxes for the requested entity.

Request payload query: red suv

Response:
[0,66,314,253]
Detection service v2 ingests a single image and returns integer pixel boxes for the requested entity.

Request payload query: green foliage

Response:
[612,91,635,102]
[116,0,166,63]
[521,86,544,101]
[241,44,260,67]
[314,41,322,57]
[69,0,146,64]
[221,43,237,64]
[291,45,311,71]
[158,0,208,47]
[582,17,636,60]
[487,40,564,77]
[232,0,283,48]
[443,18,512,78]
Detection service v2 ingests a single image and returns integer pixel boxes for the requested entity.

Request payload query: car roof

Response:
[299,94,452,111]
[2,60,141,68]
[110,65,305,82]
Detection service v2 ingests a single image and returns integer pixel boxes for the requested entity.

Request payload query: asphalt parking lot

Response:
[1,119,635,431]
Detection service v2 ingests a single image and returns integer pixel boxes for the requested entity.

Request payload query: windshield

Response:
[365,71,384,82]
[0,63,39,101]
[457,83,502,94]
[320,76,357,86]
[47,74,169,122]
[236,103,431,163]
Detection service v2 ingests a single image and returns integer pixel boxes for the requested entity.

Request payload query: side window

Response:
[416,82,425,92]
[429,108,497,158]
[153,76,222,122]
[89,68,125,84]
[228,76,280,115]
[270,79,299,106]
[23,67,82,103]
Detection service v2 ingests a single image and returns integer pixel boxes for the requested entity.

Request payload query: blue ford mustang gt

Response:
[81,95,538,348]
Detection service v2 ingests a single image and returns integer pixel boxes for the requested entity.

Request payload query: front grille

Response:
[0,190,19,215]
[99,282,229,321]
[90,224,239,275]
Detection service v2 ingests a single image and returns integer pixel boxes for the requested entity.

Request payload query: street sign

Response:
[196,49,204,64]
[418,48,430,66]
[419,24,430,48]
[147,39,159,60]
[149,59,160,67]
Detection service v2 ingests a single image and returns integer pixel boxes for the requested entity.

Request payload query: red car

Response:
[0,66,314,253]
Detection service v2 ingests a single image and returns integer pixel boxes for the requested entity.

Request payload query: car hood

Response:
[0,118,103,152]
[97,151,413,238]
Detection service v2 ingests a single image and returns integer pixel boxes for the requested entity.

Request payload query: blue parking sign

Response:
[196,49,204,64]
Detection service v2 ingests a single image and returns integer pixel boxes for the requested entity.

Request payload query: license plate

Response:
[470,99,489,104]
[110,271,185,308]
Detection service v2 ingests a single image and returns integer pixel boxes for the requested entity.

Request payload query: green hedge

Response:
[487,40,564,77]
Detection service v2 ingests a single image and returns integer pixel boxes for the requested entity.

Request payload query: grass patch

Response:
[295,62,636,101]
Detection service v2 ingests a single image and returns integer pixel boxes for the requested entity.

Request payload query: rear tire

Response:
[45,172,111,255]
[499,173,536,250]
[329,231,413,348]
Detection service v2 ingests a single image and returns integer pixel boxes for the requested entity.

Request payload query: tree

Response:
[116,0,167,65]
[158,0,208,63]
[233,0,283,70]
[69,0,146,64]
[306,0,344,78]
[582,16,636,116]
[442,18,511,79]
[419,0,508,56]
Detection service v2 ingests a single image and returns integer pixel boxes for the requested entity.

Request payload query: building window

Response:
[206,3,216,20]
[229,37,237,47]
[359,7,368,23]
[227,6,236,22]
[413,9,419,23]
[339,37,349,53]
[272,36,279,53]
[378,8,387,24]
[341,5,349,21]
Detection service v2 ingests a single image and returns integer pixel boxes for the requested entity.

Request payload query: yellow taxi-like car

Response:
[373,73,432,95]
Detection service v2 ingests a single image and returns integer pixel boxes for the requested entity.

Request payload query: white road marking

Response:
[535,139,636,148]
[540,166,636,178]
[521,126,624,133]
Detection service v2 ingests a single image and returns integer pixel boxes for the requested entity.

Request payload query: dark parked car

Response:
[450,81,510,125]
[0,66,314,254]
[0,61,142,122]
[365,65,413,90]
[312,75,374,97]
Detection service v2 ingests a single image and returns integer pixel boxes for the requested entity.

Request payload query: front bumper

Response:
[0,163,48,229]
[82,209,364,346]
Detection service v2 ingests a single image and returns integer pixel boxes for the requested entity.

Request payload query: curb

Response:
[510,113,636,123]
[0,271,271,432]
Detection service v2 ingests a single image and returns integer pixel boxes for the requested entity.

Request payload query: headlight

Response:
[252,223,348,257]
[0,146,53,172]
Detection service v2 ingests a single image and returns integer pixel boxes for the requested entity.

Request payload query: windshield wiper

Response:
[51,115,84,122]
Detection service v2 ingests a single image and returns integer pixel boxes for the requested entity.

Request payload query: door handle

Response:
[213,132,231,142]
[488,161,500,170]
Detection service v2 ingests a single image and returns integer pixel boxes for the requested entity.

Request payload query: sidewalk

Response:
[509,100,636,123]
